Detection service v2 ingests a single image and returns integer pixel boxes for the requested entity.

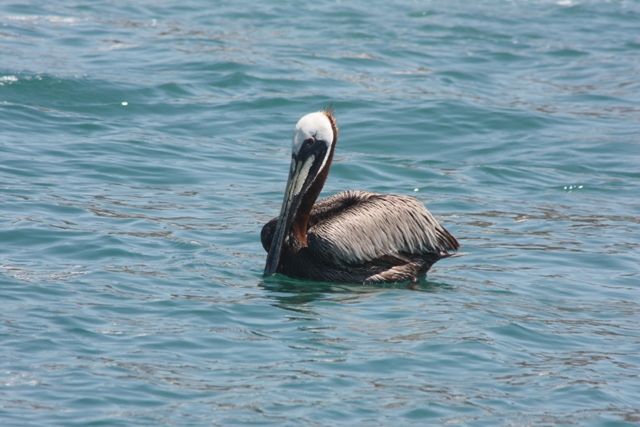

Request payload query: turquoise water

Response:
[1,0,639,425]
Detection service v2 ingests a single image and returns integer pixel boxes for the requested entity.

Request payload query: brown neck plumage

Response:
[291,110,338,248]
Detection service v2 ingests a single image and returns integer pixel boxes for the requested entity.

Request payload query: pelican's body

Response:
[262,111,458,283]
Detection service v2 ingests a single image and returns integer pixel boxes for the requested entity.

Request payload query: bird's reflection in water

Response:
[259,274,454,315]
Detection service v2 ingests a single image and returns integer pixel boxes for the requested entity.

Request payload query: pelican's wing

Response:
[308,190,459,265]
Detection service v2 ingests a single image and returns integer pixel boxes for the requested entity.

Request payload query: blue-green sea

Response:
[1,1,639,425]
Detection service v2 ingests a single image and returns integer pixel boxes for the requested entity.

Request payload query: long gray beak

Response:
[263,154,317,275]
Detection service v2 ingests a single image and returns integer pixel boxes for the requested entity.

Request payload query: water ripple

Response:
[2,0,640,426]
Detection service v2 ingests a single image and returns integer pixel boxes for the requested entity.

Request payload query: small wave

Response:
[4,15,79,25]
[0,75,18,85]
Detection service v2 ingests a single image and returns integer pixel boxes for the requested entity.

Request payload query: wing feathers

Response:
[308,190,458,265]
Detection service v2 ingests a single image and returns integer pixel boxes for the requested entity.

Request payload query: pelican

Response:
[261,110,459,283]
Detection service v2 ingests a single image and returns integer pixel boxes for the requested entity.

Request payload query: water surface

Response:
[1,1,639,425]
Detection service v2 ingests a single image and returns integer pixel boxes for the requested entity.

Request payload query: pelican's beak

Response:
[264,142,328,276]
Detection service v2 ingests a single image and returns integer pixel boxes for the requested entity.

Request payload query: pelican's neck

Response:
[292,152,337,248]
[291,149,333,247]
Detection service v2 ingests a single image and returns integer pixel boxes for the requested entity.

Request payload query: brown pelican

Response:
[262,110,459,283]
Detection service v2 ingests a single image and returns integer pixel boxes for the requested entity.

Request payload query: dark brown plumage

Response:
[262,111,458,283]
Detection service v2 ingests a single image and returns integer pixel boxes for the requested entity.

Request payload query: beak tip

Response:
[263,255,279,276]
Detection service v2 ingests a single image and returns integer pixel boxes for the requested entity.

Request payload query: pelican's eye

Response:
[303,137,316,147]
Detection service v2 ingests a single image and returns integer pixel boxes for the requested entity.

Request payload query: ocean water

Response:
[1,0,639,425]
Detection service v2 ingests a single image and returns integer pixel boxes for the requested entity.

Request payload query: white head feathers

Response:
[292,111,334,155]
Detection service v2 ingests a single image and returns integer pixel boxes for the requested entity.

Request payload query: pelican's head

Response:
[289,111,336,195]
[264,110,338,275]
